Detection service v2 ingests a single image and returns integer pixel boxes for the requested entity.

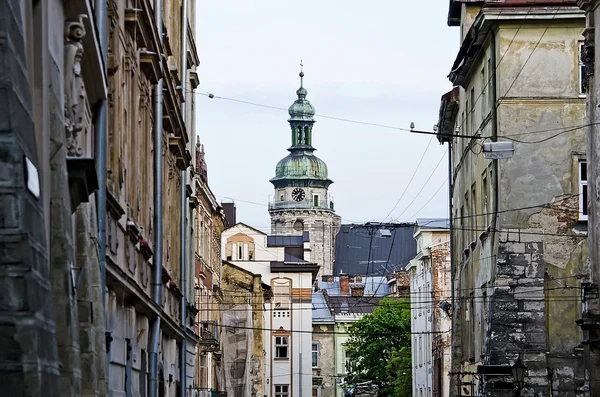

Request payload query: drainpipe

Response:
[179,1,189,396]
[149,1,164,397]
[94,0,110,394]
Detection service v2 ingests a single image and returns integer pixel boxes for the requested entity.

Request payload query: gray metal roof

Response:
[333,223,417,276]
[312,291,334,322]
[415,218,450,230]
[327,296,382,315]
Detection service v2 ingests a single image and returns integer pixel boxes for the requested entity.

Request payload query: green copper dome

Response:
[270,68,333,189]
[271,150,332,188]
[288,80,315,121]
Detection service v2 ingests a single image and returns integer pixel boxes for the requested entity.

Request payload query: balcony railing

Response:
[199,321,219,345]
[268,197,335,211]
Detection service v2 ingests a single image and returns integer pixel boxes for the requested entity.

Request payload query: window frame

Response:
[312,342,320,368]
[579,159,588,221]
[275,384,289,397]
[274,336,289,360]
[580,42,589,97]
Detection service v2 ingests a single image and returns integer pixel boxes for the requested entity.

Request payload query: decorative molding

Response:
[64,16,88,157]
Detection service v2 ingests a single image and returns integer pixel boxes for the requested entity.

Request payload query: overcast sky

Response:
[194,1,459,232]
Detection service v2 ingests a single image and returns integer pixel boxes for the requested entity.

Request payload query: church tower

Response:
[269,67,341,275]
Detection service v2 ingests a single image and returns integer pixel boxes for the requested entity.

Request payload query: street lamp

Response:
[511,358,527,396]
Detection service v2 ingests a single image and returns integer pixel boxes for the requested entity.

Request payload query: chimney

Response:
[221,202,236,227]
[351,285,365,297]
[340,273,349,295]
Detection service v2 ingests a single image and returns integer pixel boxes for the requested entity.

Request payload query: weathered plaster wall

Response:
[312,323,335,397]
[449,12,587,396]
[221,263,266,397]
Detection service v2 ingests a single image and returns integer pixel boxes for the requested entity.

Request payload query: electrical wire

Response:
[392,152,448,221]
[383,135,435,222]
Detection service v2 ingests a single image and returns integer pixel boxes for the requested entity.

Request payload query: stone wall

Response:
[0,1,61,395]
[270,209,341,275]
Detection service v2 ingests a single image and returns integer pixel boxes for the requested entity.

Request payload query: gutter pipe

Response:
[150,1,164,397]
[179,1,189,396]
[93,0,110,395]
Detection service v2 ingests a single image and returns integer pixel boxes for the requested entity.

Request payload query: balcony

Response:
[199,321,219,346]
[268,196,335,211]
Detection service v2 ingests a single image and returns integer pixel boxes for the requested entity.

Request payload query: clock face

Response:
[291,188,305,202]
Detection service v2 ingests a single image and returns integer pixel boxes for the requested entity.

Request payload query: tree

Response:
[345,297,412,397]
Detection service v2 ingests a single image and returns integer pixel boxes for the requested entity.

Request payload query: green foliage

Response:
[346,297,412,397]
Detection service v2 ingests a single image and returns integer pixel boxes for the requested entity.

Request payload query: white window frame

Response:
[275,385,289,397]
[274,336,289,360]
[580,42,588,97]
[312,342,320,368]
[580,160,588,221]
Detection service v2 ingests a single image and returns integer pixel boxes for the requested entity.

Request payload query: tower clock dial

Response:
[291,188,305,202]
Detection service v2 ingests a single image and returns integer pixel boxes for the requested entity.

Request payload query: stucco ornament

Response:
[64,15,88,157]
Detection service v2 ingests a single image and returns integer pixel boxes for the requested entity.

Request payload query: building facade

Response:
[221,223,317,397]
[221,261,271,397]
[575,1,600,395]
[104,0,199,396]
[314,275,390,397]
[439,2,588,395]
[0,1,108,396]
[312,290,336,397]
[192,141,228,396]
[268,70,341,276]
[407,219,451,397]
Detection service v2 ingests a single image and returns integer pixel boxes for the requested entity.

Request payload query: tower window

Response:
[313,195,319,207]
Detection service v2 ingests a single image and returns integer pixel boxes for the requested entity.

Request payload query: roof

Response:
[224,222,267,235]
[333,223,417,276]
[317,276,390,297]
[327,296,382,315]
[416,218,450,230]
[312,291,334,322]
[270,261,320,280]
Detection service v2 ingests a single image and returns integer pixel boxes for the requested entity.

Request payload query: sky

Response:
[194,1,459,232]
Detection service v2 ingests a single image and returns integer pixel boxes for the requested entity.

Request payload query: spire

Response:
[296,59,307,99]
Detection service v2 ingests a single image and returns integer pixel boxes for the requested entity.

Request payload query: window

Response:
[480,67,486,117]
[238,242,244,260]
[312,387,321,397]
[580,160,588,220]
[470,88,475,133]
[225,243,233,261]
[580,42,589,95]
[471,183,477,240]
[313,194,319,207]
[345,350,351,373]
[275,385,289,397]
[488,57,494,109]
[312,342,320,367]
[482,172,488,227]
[275,336,289,359]
[273,280,291,309]
[419,336,423,366]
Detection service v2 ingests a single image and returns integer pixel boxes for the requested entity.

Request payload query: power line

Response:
[383,135,435,222]
[393,152,448,221]
[407,179,448,221]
